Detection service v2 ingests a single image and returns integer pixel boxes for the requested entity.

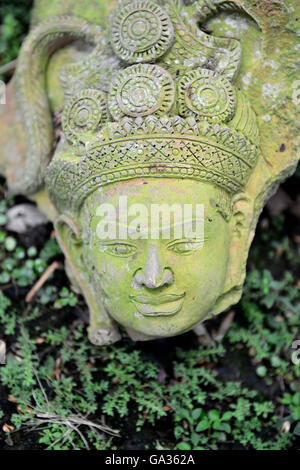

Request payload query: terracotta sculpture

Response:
[0,0,299,345]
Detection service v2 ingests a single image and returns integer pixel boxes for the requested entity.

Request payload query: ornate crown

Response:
[45,0,260,212]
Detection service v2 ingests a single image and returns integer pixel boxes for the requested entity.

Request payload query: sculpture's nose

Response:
[133,245,173,289]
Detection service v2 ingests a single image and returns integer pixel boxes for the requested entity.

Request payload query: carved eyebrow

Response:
[165,236,208,245]
[113,218,207,229]
[92,218,210,241]
[97,240,138,245]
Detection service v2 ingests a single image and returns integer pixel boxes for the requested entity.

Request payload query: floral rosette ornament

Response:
[178,69,236,123]
[63,89,108,144]
[109,0,174,63]
[108,64,175,119]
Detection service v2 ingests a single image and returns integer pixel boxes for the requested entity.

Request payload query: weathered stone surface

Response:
[0,0,299,345]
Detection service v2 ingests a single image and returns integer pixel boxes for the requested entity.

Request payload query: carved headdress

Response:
[45,0,259,212]
[3,0,299,218]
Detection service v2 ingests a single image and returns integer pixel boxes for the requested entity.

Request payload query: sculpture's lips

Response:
[129,293,186,317]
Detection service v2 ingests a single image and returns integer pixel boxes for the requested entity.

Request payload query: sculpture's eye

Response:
[101,243,137,258]
[167,240,204,255]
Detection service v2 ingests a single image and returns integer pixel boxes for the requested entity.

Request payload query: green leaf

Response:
[191,432,201,447]
[294,421,300,436]
[27,246,38,258]
[212,419,222,429]
[191,408,202,420]
[215,422,231,433]
[60,287,69,298]
[209,409,220,421]
[256,365,267,377]
[222,411,232,421]
[177,408,192,424]
[5,236,17,251]
[196,419,210,432]
[0,214,7,226]
[177,442,192,450]
[271,356,281,368]
[0,272,10,284]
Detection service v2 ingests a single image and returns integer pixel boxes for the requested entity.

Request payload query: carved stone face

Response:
[78,179,231,338]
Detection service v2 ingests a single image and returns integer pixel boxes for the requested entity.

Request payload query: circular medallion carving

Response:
[108,64,175,119]
[63,89,108,144]
[110,0,174,63]
[178,69,236,123]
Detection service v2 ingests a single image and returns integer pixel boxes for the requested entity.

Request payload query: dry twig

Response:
[25,261,62,303]
[214,311,235,343]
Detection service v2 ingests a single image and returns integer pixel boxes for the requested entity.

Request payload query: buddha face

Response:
[78,178,232,338]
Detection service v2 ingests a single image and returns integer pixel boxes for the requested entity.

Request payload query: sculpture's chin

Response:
[107,304,211,340]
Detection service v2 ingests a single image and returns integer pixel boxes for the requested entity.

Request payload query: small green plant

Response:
[53,287,78,309]
[0,176,299,450]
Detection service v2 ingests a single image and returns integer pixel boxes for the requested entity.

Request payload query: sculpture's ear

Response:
[54,214,121,346]
[55,215,83,275]
[211,193,254,316]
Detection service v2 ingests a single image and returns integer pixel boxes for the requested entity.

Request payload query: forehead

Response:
[81,179,227,239]
[84,178,218,208]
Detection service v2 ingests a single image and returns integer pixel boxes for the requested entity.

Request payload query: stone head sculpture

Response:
[0,0,299,345]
